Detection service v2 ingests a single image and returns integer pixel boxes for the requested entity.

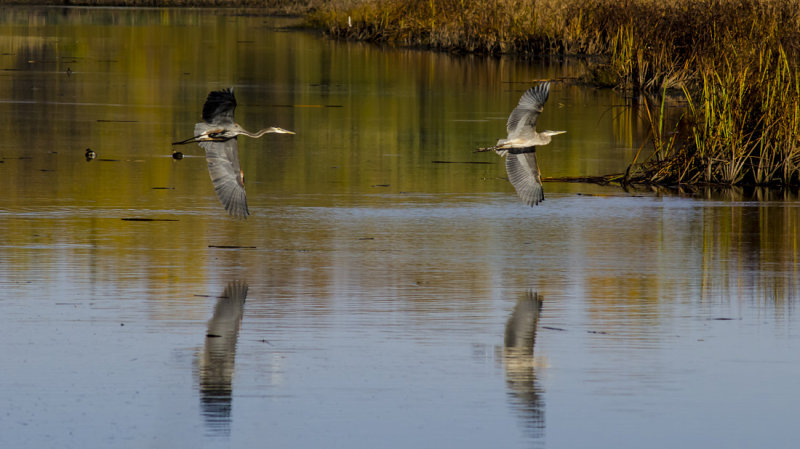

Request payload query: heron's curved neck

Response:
[241,128,279,138]
[236,128,262,138]
[541,134,552,145]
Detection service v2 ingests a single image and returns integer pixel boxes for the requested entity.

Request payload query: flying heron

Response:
[477,82,565,206]
[173,88,295,219]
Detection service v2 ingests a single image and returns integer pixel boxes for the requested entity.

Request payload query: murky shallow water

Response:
[1,7,799,449]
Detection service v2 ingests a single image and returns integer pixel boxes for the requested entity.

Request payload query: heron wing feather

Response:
[200,139,249,219]
[202,88,237,125]
[505,150,544,206]
[505,82,550,141]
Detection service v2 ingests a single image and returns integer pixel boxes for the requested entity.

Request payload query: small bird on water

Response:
[172,88,295,219]
[476,81,565,206]
[85,148,96,161]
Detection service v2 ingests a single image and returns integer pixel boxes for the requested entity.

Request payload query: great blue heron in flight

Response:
[477,82,565,206]
[172,88,295,219]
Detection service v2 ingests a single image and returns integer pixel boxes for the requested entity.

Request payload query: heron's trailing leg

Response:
[475,144,509,153]
[172,136,200,145]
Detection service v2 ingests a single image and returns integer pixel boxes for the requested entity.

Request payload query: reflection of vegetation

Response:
[698,189,799,306]
[307,0,800,186]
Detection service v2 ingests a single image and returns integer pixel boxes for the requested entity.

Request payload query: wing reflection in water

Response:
[194,281,248,436]
[502,290,545,438]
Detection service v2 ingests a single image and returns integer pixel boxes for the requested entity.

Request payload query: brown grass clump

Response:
[626,48,800,186]
[622,5,800,187]
[307,0,580,55]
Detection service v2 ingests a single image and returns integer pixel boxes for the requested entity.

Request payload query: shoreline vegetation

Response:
[16,0,800,188]
[304,0,800,188]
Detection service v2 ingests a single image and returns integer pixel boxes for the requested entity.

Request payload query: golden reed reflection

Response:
[580,187,798,332]
[698,188,799,310]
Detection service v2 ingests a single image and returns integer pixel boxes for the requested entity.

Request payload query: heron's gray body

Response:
[197,89,249,219]
[198,129,249,219]
[481,82,564,206]
[496,82,558,150]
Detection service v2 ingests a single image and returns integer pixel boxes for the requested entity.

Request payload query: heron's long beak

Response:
[271,127,295,135]
[543,130,567,136]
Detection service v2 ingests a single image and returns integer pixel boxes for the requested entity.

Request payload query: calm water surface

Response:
[1,7,799,449]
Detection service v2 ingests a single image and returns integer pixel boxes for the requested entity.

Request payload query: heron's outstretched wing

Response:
[200,138,249,219]
[207,281,248,338]
[504,290,543,348]
[505,150,544,206]
[202,88,237,125]
[506,82,550,141]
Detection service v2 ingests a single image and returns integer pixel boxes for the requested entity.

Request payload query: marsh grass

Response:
[626,44,800,186]
[306,0,594,55]
[308,0,800,186]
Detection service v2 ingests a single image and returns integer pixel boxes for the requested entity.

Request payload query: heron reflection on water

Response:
[195,281,248,436]
[172,88,295,219]
[503,290,545,437]
[477,82,565,206]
